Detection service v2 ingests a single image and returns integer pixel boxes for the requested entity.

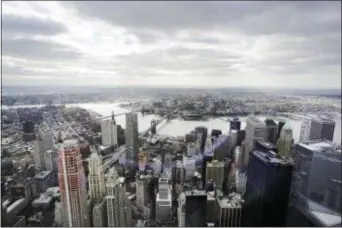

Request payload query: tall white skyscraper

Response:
[244,116,266,167]
[156,177,172,223]
[101,118,118,148]
[106,168,132,227]
[126,112,139,168]
[35,129,54,170]
[88,151,105,203]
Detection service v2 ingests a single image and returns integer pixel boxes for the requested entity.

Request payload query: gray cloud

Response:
[67,1,340,36]
[2,14,67,35]
[2,38,82,61]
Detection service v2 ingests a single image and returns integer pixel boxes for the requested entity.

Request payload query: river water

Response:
[3,102,341,144]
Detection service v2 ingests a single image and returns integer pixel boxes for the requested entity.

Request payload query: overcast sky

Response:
[2,1,341,88]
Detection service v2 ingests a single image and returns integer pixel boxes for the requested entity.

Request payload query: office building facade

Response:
[101,118,118,148]
[217,193,243,227]
[243,150,293,226]
[264,119,278,144]
[276,120,293,158]
[244,116,266,167]
[300,117,335,142]
[184,190,207,227]
[126,112,139,168]
[88,152,105,204]
[106,168,132,227]
[206,160,225,190]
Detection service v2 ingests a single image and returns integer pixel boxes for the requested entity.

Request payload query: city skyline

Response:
[2,1,341,89]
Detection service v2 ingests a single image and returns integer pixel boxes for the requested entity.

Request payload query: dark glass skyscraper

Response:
[185,190,207,227]
[230,117,241,131]
[243,150,293,227]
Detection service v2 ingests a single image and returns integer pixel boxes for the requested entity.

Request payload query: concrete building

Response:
[57,138,89,227]
[292,141,341,208]
[230,117,241,131]
[126,112,139,168]
[206,160,225,190]
[178,192,186,227]
[217,193,244,227]
[136,174,152,207]
[300,117,335,142]
[264,119,278,144]
[244,116,266,167]
[93,198,107,227]
[235,170,247,196]
[184,190,207,227]
[34,130,55,170]
[276,120,293,158]
[187,142,197,156]
[155,178,172,223]
[88,151,105,204]
[106,168,132,227]
[45,149,58,184]
[34,170,53,193]
[101,118,118,148]
[183,156,196,181]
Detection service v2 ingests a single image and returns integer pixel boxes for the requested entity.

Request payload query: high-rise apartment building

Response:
[156,177,172,223]
[276,120,293,158]
[88,151,105,203]
[136,174,150,207]
[101,118,118,148]
[244,116,266,167]
[126,112,139,168]
[264,119,278,144]
[206,160,225,190]
[106,168,132,227]
[243,150,293,227]
[183,156,196,181]
[57,138,89,227]
[93,198,107,227]
[187,142,197,156]
[300,117,335,142]
[34,130,54,170]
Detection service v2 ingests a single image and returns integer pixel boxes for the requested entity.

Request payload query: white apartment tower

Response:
[88,151,105,203]
[101,116,118,148]
[106,168,132,227]
[35,129,54,170]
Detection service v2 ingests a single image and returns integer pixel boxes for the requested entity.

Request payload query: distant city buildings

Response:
[300,117,335,142]
[57,138,89,227]
[125,112,139,168]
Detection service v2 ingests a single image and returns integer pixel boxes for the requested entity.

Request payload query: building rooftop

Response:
[185,190,206,196]
[218,192,244,208]
[34,170,52,180]
[301,141,340,153]
[32,194,52,205]
[253,151,292,166]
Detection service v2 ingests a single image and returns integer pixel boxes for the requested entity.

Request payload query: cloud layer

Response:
[2,1,341,88]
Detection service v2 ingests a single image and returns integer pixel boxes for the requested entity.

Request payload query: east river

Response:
[3,102,341,144]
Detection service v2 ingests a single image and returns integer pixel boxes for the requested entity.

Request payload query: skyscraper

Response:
[264,119,278,144]
[101,118,118,148]
[243,150,293,227]
[206,160,225,190]
[155,177,172,223]
[34,129,55,170]
[88,151,105,203]
[300,117,335,142]
[184,190,207,227]
[126,112,139,168]
[276,120,286,140]
[287,141,341,226]
[230,117,241,131]
[57,138,89,227]
[276,120,293,158]
[106,168,132,227]
[217,193,244,227]
[244,116,266,167]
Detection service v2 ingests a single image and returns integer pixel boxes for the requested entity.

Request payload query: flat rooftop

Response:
[253,151,292,166]
[300,141,340,152]
[34,170,52,179]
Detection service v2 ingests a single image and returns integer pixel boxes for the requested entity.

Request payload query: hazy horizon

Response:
[2,1,341,88]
